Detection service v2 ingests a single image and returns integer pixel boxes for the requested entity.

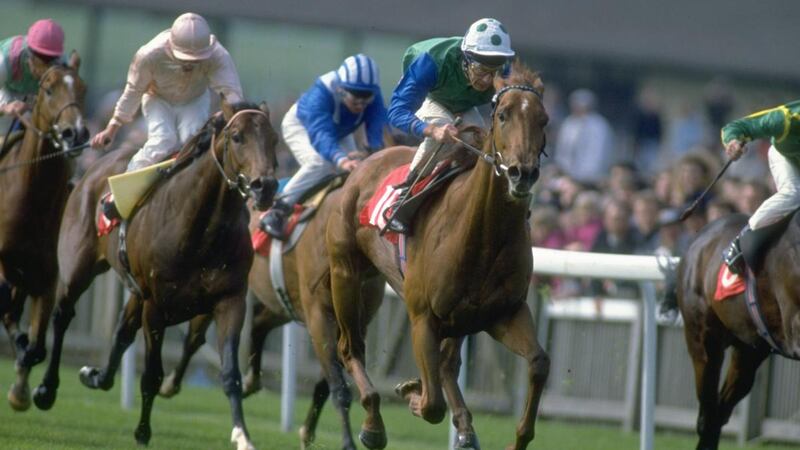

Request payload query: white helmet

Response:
[169,12,215,61]
[336,54,380,93]
[461,18,514,60]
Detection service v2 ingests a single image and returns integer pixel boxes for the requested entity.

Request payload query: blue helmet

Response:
[336,54,380,93]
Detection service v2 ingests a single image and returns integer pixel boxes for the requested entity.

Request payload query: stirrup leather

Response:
[723,236,744,275]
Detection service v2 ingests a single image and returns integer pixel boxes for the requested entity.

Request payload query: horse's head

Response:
[213,99,280,211]
[489,61,548,199]
[34,51,89,149]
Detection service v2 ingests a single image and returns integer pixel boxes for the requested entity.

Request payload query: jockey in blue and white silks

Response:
[261,53,388,240]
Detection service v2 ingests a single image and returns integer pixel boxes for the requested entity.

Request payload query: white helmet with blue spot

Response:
[336,54,380,93]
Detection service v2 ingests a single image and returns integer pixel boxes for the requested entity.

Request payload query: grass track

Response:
[0,357,796,449]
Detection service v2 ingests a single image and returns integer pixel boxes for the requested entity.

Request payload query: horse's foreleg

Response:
[243,302,286,398]
[79,294,143,391]
[685,320,725,450]
[215,295,255,450]
[306,304,355,450]
[1,285,26,357]
[717,345,769,426]
[439,337,480,449]
[405,313,446,424]
[133,301,164,447]
[7,289,53,411]
[330,256,386,450]
[488,303,549,450]
[159,313,212,398]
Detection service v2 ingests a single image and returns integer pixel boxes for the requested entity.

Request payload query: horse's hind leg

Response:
[215,294,255,450]
[717,344,769,427]
[159,314,212,398]
[330,256,386,449]
[487,303,550,450]
[305,303,356,450]
[79,293,143,391]
[133,301,164,446]
[243,302,287,397]
[684,316,726,450]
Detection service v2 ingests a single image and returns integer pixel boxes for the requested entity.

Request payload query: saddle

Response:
[252,173,347,257]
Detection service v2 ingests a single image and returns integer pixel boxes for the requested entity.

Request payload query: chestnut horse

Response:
[0,54,89,411]
[158,187,385,450]
[31,101,278,449]
[327,62,550,450]
[676,212,800,450]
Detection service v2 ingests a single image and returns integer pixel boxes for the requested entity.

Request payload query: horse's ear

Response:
[221,94,234,121]
[258,101,270,120]
[533,77,545,96]
[67,50,81,71]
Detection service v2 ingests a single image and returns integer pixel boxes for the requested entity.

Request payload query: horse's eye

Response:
[231,132,242,144]
[45,88,53,96]
[498,111,506,123]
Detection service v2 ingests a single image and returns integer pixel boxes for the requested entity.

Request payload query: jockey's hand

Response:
[347,150,369,161]
[338,157,360,172]
[425,123,459,144]
[1,100,27,117]
[724,139,746,161]
[91,122,120,150]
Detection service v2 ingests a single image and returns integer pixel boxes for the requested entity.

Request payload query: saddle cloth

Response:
[713,263,745,301]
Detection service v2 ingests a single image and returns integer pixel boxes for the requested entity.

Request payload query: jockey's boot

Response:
[383,167,420,234]
[724,228,748,276]
[101,195,122,222]
[260,199,293,241]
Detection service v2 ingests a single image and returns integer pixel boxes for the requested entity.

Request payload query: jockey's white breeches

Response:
[279,103,357,205]
[749,145,800,229]
[126,90,210,172]
[410,98,487,176]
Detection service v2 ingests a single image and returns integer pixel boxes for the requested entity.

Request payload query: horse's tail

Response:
[656,255,682,325]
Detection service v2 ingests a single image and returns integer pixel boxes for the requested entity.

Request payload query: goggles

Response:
[342,88,375,106]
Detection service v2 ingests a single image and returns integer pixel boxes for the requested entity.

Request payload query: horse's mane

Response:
[496,60,544,95]
[174,101,262,163]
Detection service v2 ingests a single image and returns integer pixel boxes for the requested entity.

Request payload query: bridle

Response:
[452,84,546,177]
[208,108,269,198]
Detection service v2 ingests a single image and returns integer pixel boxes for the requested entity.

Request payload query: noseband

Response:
[209,108,269,198]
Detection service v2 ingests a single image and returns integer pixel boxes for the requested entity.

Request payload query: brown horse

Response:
[675,212,800,450]
[31,100,278,449]
[158,186,385,450]
[0,54,89,411]
[326,62,550,450]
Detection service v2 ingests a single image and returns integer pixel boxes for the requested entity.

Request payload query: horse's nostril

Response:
[250,179,263,191]
[507,165,521,181]
[61,128,75,141]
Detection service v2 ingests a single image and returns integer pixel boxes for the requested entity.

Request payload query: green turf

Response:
[0,357,795,450]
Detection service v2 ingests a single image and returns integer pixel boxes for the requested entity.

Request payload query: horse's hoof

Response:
[393,378,421,399]
[298,425,314,449]
[358,428,387,449]
[134,424,151,446]
[231,426,256,450]
[158,372,180,398]
[7,383,31,411]
[455,432,481,450]
[242,373,261,398]
[32,384,56,410]
[79,366,109,390]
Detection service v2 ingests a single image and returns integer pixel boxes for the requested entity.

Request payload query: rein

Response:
[452,84,545,177]
[208,108,268,198]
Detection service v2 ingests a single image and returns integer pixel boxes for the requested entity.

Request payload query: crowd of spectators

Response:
[531,81,773,299]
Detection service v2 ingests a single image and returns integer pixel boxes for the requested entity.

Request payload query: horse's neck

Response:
[452,159,527,248]
[164,147,245,245]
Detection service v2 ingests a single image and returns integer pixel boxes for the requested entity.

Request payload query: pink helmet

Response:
[168,13,215,61]
[27,19,64,58]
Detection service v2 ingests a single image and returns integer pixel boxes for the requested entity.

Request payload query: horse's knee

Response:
[529,351,550,384]
[422,399,447,424]
[331,382,352,408]
[221,367,243,397]
[52,304,75,330]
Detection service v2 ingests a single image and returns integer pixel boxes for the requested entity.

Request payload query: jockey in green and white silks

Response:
[722,100,800,274]
[0,19,65,118]
[385,18,515,233]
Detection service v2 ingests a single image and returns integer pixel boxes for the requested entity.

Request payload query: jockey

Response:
[722,101,800,274]
[384,18,515,233]
[0,19,65,117]
[260,54,387,240]
[91,12,244,219]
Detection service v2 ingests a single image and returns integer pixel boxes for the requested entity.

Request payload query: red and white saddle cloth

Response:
[358,163,439,244]
[96,192,120,237]
[713,263,746,301]
[251,205,305,257]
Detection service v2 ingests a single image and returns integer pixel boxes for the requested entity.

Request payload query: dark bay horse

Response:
[159,188,385,450]
[676,212,800,450]
[0,54,89,411]
[31,100,278,449]
[327,62,550,450]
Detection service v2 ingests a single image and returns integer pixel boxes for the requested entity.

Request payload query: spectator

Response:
[653,167,673,206]
[672,153,712,207]
[719,176,742,205]
[554,88,614,186]
[655,208,689,257]
[608,162,639,203]
[706,198,736,222]
[530,206,566,249]
[631,86,663,177]
[632,190,661,254]
[564,190,603,251]
[736,180,771,215]
[590,199,638,297]
[664,102,710,164]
